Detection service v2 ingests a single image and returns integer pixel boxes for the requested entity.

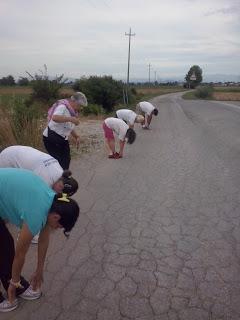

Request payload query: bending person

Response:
[103,117,136,159]
[43,91,88,169]
[136,101,158,129]
[0,168,79,312]
[0,145,78,243]
[116,109,144,128]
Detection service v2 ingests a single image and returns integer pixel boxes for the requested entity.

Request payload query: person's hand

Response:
[70,117,80,125]
[75,136,80,149]
[7,284,16,304]
[30,270,43,290]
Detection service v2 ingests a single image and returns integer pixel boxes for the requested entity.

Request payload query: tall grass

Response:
[0,96,45,150]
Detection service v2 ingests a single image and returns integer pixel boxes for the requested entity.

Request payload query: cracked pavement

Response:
[2,92,240,319]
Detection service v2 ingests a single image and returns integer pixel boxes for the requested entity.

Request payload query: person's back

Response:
[0,168,55,236]
[116,109,136,126]
[0,146,63,187]
[138,101,154,115]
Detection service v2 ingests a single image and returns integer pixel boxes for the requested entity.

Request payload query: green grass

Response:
[182,91,199,100]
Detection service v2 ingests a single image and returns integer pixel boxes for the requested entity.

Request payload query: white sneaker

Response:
[19,286,42,301]
[31,234,39,244]
[0,299,18,312]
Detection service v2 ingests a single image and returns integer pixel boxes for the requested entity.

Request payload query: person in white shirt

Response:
[0,145,79,244]
[136,101,158,129]
[0,146,78,195]
[116,109,144,128]
[43,92,88,170]
[102,117,136,159]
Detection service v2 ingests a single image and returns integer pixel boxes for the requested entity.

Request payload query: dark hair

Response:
[153,108,158,116]
[61,170,78,196]
[126,128,136,144]
[50,194,80,236]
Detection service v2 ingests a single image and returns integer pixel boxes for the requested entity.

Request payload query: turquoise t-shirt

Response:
[0,168,56,236]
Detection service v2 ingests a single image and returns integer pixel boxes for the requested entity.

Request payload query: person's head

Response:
[126,128,136,144]
[135,115,144,124]
[153,108,158,116]
[47,193,80,236]
[52,170,78,196]
[69,92,88,111]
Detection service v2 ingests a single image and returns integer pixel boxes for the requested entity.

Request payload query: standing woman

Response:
[43,92,88,170]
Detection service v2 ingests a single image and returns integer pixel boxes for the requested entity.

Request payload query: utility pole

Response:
[154,70,157,84]
[125,27,135,89]
[148,63,151,86]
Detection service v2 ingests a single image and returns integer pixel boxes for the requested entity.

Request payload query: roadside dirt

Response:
[70,117,105,157]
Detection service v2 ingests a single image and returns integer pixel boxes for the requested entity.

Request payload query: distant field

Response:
[0,86,74,96]
[136,86,186,96]
[182,86,240,101]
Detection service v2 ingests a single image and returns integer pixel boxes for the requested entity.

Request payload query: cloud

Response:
[0,0,239,81]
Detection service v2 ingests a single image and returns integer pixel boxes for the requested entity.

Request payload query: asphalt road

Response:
[3,92,240,320]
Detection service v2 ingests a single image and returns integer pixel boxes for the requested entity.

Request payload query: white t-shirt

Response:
[104,118,129,141]
[43,104,75,139]
[116,109,137,126]
[0,146,63,187]
[138,101,155,116]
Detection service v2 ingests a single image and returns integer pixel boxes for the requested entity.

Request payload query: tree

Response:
[185,65,202,88]
[0,75,15,86]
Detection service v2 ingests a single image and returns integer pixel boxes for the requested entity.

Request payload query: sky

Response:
[0,0,240,82]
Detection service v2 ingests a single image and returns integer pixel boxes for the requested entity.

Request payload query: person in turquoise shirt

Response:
[0,168,80,313]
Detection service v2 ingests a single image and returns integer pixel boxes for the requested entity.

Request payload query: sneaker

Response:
[114,153,122,159]
[108,154,115,159]
[19,286,42,301]
[31,234,39,244]
[0,299,18,312]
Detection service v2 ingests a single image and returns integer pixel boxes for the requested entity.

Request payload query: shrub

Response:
[195,86,213,99]
[18,77,29,86]
[82,104,104,116]
[73,76,124,113]
[26,64,66,103]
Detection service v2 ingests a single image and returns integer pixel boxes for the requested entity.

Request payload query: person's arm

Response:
[8,223,33,303]
[144,114,148,126]
[147,113,153,127]
[30,225,51,290]
[52,114,79,125]
[71,129,80,149]
[119,140,125,157]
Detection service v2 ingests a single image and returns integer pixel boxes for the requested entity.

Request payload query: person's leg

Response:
[43,136,69,170]
[0,218,29,295]
[105,139,116,157]
[60,140,71,170]
[103,122,116,158]
[43,136,61,162]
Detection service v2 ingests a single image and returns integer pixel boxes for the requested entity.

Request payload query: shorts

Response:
[103,122,114,140]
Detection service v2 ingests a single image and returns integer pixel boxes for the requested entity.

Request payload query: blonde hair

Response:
[135,115,144,123]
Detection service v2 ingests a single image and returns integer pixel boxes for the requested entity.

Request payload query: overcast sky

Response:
[1,0,240,82]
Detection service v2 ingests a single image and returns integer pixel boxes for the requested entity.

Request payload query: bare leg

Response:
[105,139,115,155]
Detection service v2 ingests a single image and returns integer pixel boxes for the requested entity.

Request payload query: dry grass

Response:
[212,92,240,101]
[0,86,74,96]
[136,86,185,96]
[0,109,17,148]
